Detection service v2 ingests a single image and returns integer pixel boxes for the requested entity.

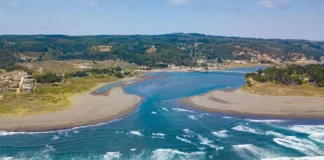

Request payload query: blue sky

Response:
[0,0,323,40]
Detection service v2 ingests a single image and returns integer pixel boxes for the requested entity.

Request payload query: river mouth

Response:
[1,67,324,160]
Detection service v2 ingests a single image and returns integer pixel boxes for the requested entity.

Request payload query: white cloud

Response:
[72,0,97,6]
[166,0,193,5]
[257,0,291,8]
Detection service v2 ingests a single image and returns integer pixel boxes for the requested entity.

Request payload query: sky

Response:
[0,0,324,40]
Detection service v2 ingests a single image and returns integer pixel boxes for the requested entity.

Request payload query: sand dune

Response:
[179,89,324,119]
[0,86,142,131]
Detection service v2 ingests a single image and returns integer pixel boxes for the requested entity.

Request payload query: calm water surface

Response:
[1,67,324,160]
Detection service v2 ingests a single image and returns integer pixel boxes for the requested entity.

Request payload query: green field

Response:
[0,75,119,116]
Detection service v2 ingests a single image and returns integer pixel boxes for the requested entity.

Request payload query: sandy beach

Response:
[179,89,324,119]
[0,78,142,131]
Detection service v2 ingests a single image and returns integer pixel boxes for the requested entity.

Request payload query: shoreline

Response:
[179,89,324,119]
[0,76,143,132]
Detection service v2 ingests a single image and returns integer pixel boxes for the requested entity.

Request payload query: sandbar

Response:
[179,89,324,119]
[0,80,142,131]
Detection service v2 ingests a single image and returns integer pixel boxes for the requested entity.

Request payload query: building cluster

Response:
[0,71,35,93]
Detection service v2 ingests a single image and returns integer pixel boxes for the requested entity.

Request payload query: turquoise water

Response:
[1,67,324,160]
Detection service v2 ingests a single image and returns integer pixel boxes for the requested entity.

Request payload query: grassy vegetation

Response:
[242,80,324,97]
[0,75,119,116]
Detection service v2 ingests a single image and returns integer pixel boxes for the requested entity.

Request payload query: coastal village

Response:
[0,70,35,93]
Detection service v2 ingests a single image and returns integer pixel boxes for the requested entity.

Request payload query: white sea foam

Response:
[212,130,229,138]
[222,116,233,119]
[262,156,324,160]
[233,144,279,159]
[232,125,262,134]
[151,111,157,115]
[52,135,60,140]
[246,119,287,123]
[130,148,136,151]
[0,157,13,160]
[265,131,285,138]
[151,149,205,160]
[74,131,78,134]
[172,108,194,113]
[188,115,198,120]
[288,125,324,144]
[176,136,195,145]
[104,152,122,160]
[152,133,165,139]
[198,135,223,151]
[161,108,169,112]
[273,136,322,156]
[0,118,123,136]
[309,133,324,144]
[183,129,194,134]
[44,144,55,152]
[128,131,143,136]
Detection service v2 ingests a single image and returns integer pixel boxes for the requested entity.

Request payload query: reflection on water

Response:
[1,67,323,160]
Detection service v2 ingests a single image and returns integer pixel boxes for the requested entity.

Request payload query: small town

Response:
[0,70,35,93]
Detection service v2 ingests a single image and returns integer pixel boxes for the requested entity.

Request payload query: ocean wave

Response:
[183,129,194,135]
[0,118,123,137]
[130,148,136,151]
[151,149,205,160]
[262,156,324,160]
[0,157,13,160]
[233,144,279,159]
[273,136,322,156]
[222,116,234,119]
[212,130,229,138]
[172,108,194,113]
[152,133,165,139]
[104,152,122,160]
[198,135,223,151]
[232,125,262,135]
[288,125,324,144]
[265,131,285,138]
[128,131,143,137]
[52,135,60,140]
[188,115,198,120]
[309,133,324,144]
[176,136,195,145]
[161,108,169,112]
[289,125,324,135]
[151,111,157,115]
[246,119,287,123]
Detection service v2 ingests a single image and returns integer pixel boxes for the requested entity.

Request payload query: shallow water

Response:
[1,67,324,160]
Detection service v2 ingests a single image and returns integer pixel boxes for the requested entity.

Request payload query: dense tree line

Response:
[35,67,126,83]
[1,34,323,67]
[245,64,324,87]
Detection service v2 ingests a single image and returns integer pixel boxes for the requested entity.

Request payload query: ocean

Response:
[1,67,324,160]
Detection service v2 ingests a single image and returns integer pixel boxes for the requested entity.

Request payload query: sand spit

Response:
[0,78,142,131]
[179,89,324,119]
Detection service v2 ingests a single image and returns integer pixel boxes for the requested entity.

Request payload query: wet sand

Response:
[0,78,142,131]
[179,89,324,119]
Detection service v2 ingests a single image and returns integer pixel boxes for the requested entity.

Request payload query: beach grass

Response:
[242,81,324,97]
[0,75,119,116]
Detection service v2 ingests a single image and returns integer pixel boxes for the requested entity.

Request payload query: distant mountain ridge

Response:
[1,33,323,66]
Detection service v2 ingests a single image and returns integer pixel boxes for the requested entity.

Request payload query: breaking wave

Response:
[273,136,323,156]
[288,125,324,144]
[188,115,198,120]
[172,108,194,113]
[262,156,324,160]
[233,144,279,159]
[232,125,262,134]
[212,130,229,138]
[176,136,195,145]
[104,152,122,160]
[152,133,165,139]
[128,131,143,137]
[151,149,205,160]
[246,119,287,123]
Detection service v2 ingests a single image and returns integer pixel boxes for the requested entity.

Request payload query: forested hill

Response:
[1,33,324,66]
